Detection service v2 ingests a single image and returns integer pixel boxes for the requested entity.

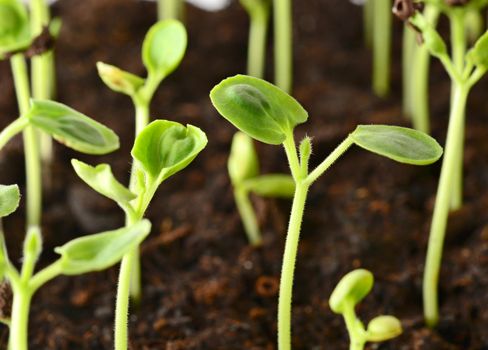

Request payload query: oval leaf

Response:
[366,315,403,342]
[142,19,187,80]
[54,220,151,275]
[0,0,31,54]
[210,75,308,145]
[71,159,136,205]
[97,62,145,97]
[228,132,259,185]
[467,30,488,69]
[329,269,373,314]
[26,99,120,155]
[242,174,295,198]
[351,125,442,165]
[0,184,20,218]
[132,120,207,184]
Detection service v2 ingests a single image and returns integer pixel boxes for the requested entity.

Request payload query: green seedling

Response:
[273,0,292,92]
[158,0,184,20]
[402,4,488,327]
[210,74,442,349]
[72,119,207,350]
[0,185,151,350]
[329,269,403,350]
[229,132,294,245]
[97,19,187,302]
[240,0,270,78]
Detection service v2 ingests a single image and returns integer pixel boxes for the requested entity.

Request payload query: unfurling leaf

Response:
[228,132,259,185]
[0,0,31,55]
[97,62,145,97]
[242,174,295,198]
[71,159,136,205]
[366,315,403,342]
[26,100,119,155]
[210,75,308,145]
[329,269,373,313]
[142,19,187,81]
[351,125,442,165]
[132,120,207,185]
[0,184,20,218]
[55,220,151,275]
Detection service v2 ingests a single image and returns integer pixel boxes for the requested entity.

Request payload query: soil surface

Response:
[1,0,488,349]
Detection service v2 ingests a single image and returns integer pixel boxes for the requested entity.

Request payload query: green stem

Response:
[10,54,42,229]
[115,247,136,350]
[0,117,29,151]
[158,0,184,20]
[372,0,391,97]
[247,5,269,79]
[363,0,374,48]
[402,25,416,118]
[8,286,32,350]
[234,188,261,245]
[343,303,366,350]
[273,0,292,92]
[423,84,469,327]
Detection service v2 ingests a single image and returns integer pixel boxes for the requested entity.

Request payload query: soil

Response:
[1,0,488,349]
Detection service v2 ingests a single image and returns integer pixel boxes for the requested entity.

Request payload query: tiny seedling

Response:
[0,184,151,350]
[273,0,292,92]
[228,131,294,245]
[329,269,403,350]
[239,0,270,78]
[210,74,442,349]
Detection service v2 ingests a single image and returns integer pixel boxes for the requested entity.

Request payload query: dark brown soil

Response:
[1,0,488,348]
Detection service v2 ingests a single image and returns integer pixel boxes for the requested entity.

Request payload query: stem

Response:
[8,286,32,350]
[343,302,366,350]
[423,85,469,327]
[234,188,262,245]
[402,25,416,118]
[363,0,374,48]
[158,0,184,20]
[10,54,42,229]
[247,5,269,79]
[115,248,136,350]
[372,0,391,97]
[273,0,292,92]
[0,117,29,151]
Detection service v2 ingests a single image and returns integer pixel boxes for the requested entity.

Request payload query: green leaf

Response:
[142,19,187,81]
[0,0,31,55]
[366,315,403,342]
[55,220,151,275]
[71,159,136,205]
[410,14,447,59]
[132,120,207,184]
[467,30,488,69]
[26,99,120,155]
[210,75,308,145]
[351,125,443,165]
[0,184,20,218]
[23,226,42,261]
[228,132,259,185]
[329,269,373,314]
[242,174,295,198]
[97,62,145,97]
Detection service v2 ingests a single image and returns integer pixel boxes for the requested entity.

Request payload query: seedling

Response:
[210,74,442,349]
[329,269,403,350]
[0,184,151,350]
[239,0,270,78]
[97,19,187,302]
[228,132,294,245]
[158,0,184,20]
[399,3,488,327]
[273,0,292,92]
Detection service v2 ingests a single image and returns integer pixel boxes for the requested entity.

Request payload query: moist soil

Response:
[1,0,488,349]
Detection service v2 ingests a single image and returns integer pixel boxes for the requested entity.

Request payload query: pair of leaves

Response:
[0,0,30,54]
[211,75,442,166]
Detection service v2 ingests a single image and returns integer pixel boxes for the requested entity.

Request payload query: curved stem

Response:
[343,302,366,350]
[0,117,29,151]
[372,0,391,97]
[234,188,261,245]
[29,260,62,293]
[273,0,292,92]
[247,6,269,79]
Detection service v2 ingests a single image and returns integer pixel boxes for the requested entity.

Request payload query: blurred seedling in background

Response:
[228,132,294,245]
[210,74,442,349]
[329,269,403,350]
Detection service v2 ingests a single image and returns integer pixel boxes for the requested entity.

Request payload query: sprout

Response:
[210,75,442,350]
[329,269,403,350]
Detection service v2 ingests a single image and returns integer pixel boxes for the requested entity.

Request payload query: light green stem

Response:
[247,5,269,79]
[234,188,261,245]
[0,117,29,151]
[273,0,292,92]
[9,286,32,350]
[158,0,184,20]
[372,0,391,97]
[402,26,416,118]
[423,85,469,327]
[343,303,366,350]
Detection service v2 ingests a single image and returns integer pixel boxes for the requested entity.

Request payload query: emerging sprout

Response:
[211,75,442,350]
[330,269,403,350]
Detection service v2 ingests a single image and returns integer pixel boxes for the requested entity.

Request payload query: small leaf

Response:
[23,226,42,260]
[55,220,151,275]
[26,99,120,155]
[410,14,447,59]
[228,132,259,185]
[0,184,20,218]
[0,0,31,55]
[71,159,136,205]
[329,269,373,314]
[210,75,308,145]
[132,120,207,184]
[351,125,443,165]
[366,315,403,342]
[466,30,488,69]
[97,62,145,97]
[142,19,187,80]
[242,174,295,198]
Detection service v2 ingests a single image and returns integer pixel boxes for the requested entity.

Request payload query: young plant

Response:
[158,0,184,20]
[97,19,187,301]
[400,3,488,327]
[0,184,151,350]
[72,120,207,350]
[228,132,294,245]
[239,0,270,79]
[210,75,442,349]
[329,269,403,350]
[273,0,292,92]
